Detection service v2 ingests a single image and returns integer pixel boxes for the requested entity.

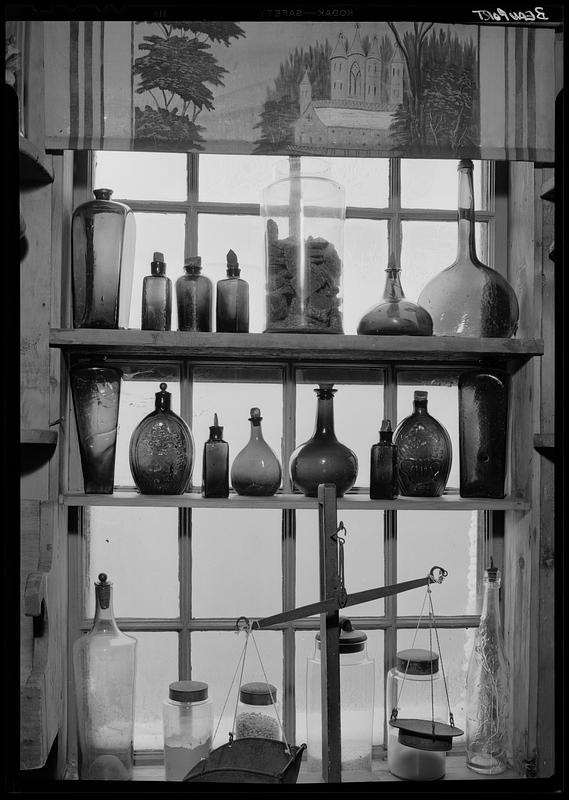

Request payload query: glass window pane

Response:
[401,159,483,210]
[396,510,479,616]
[192,509,282,617]
[86,507,179,618]
[94,151,187,201]
[192,631,283,749]
[344,219,388,336]
[319,157,389,208]
[197,215,265,332]
[199,154,283,203]
[131,631,178,750]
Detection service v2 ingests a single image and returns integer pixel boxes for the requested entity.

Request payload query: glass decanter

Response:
[357,261,433,336]
[393,390,452,497]
[73,573,137,780]
[129,382,194,494]
[141,251,172,331]
[418,160,519,337]
[466,560,509,774]
[216,249,250,332]
[175,256,213,332]
[289,383,358,498]
[230,407,282,496]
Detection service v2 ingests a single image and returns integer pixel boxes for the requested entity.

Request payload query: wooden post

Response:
[317,483,341,783]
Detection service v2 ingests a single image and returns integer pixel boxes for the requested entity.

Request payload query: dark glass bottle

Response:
[176,256,213,332]
[418,160,519,338]
[459,370,509,498]
[289,384,358,498]
[202,413,229,498]
[141,251,172,331]
[357,262,433,336]
[394,391,452,497]
[370,419,398,499]
[129,382,194,494]
[216,249,250,333]
[231,408,282,496]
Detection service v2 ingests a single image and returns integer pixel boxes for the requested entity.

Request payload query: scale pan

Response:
[389,718,464,751]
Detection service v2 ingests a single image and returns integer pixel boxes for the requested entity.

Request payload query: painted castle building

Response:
[294,24,406,152]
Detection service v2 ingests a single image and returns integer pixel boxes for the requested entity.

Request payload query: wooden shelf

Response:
[19,136,54,185]
[20,429,58,445]
[534,433,555,460]
[540,177,555,202]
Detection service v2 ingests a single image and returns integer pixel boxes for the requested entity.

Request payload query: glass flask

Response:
[202,413,229,498]
[370,419,398,499]
[235,682,282,741]
[175,256,213,332]
[386,649,447,780]
[73,573,137,780]
[72,188,136,329]
[162,680,213,781]
[357,262,433,336]
[129,382,194,494]
[393,390,452,497]
[306,618,374,772]
[230,407,282,496]
[417,160,519,338]
[466,561,509,774]
[262,157,345,333]
[70,362,122,494]
[141,251,172,331]
[459,370,509,498]
[289,384,358,498]
[216,249,249,332]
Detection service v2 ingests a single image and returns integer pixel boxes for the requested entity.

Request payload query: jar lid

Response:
[239,682,277,705]
[316,617,367,653]
[396,648,439,675]
[169,680,208,702]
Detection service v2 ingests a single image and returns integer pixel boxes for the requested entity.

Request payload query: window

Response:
[69,152,498,764]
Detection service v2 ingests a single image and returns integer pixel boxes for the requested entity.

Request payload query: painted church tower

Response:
[330,32,347,101]
[299,67,312,114]
[389,45,405,105]
[365,34,381,104]
[347,22,366,100]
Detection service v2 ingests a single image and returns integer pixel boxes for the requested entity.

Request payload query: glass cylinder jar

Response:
[262,157,345,333]
[386,649,447,781]
[306,618,374,772]
[162,680,214,781]
[235,682,282,741]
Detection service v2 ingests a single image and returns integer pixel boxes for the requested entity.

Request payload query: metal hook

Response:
[234,616,259,634]
[331,521,346,543]
[429,566,448,584]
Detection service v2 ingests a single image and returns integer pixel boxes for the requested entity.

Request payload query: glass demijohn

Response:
[162,680,213,781]
[357,262,433,336]
[230,407,282,496]
[202,413,229,498]
[216,249,250,332]
[175,256,213,331]
[141,251,172,331]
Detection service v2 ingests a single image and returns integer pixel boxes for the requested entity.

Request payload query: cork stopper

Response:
[151,252,166,276]
[95,572,111,609]
[249,407,262,425]
[155,382,172,412]
[184,256,202,274]
[380,419,393,441]
[226,249,240,277]
[209,412,224,440]
[93,188,113,201]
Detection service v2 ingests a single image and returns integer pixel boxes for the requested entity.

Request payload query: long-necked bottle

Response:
[466,560,509,774]
[141,251,172,331]
[216,249,250,332]
[73,573,137,780]
[202,413,229,498]
[176,256,213,332]
[418,160,519,338]
[357,262,433,336]
[230,407,282,496]
[370,419,398,499]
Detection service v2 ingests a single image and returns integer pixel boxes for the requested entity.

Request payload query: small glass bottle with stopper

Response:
[370,419,398,499]
[231,407,282,496]
[202,413,229,498]
[141,251,172,331]
[176,256,213,332]
[216,249,250,332]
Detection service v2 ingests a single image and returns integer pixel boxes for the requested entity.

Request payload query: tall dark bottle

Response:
[202,413,229,498]
[370,419,398,499]
[176,256,213,331]
[216,249,250,332]
[141,251,172,331]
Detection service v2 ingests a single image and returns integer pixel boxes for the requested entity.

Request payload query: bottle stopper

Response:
[226,249,240,276]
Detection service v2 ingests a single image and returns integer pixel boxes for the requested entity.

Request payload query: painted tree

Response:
[387,22,434,146]
[378,34,394,105]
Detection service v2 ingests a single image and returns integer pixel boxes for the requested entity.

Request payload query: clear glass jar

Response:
[235,682,282,741]
[262,157,345,333]
[386,648,447,780]
[162,680,213,781]
[306,618,374,772]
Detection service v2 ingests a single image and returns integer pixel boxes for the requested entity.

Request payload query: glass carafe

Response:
[230,407,282,496]
[357,262,433,336]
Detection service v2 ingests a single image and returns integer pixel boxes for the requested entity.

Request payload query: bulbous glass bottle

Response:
[418,160,519,337]
[394,391,452,497]
[129,382,194,494]
[357,263,433,336]
[73,573,137,780]
[230,408,282,496]
[289,384,358,498]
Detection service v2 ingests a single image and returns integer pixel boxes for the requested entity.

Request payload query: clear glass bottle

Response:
[262,157,345,333]
[216,249,249,332]
[202,413,229,498]
[129,382,194,494]
[141,251,172,331]
[230,407,282,496]
[162,680,213,781]
[386,649,447,780]
[235,682,282,741]
[357,262,433,336]
[289,384,358,498]
[72,188,136,329]
[418,160,519,338]
[370,419,398,499]
[466,561,509,774]
[73,573,137,780]
[176,256,213,332]
[394,390,452,497]
[306,618,374,772]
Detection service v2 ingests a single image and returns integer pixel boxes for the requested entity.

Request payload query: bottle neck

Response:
[314,391,337,439]
[382,267,405,302]
[249,419,264,441]
[456,161,478,262]
[413,400,428,415]
[92,585,120,633]
[479,579,502,632]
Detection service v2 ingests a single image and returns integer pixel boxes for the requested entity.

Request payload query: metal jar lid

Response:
[169,680,209,702]
[396,648,439,675]
[239,682,278,706]
[316,617,368,654]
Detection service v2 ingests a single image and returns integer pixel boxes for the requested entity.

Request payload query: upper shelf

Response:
[49,330,543,370]
[19,136,54,185]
